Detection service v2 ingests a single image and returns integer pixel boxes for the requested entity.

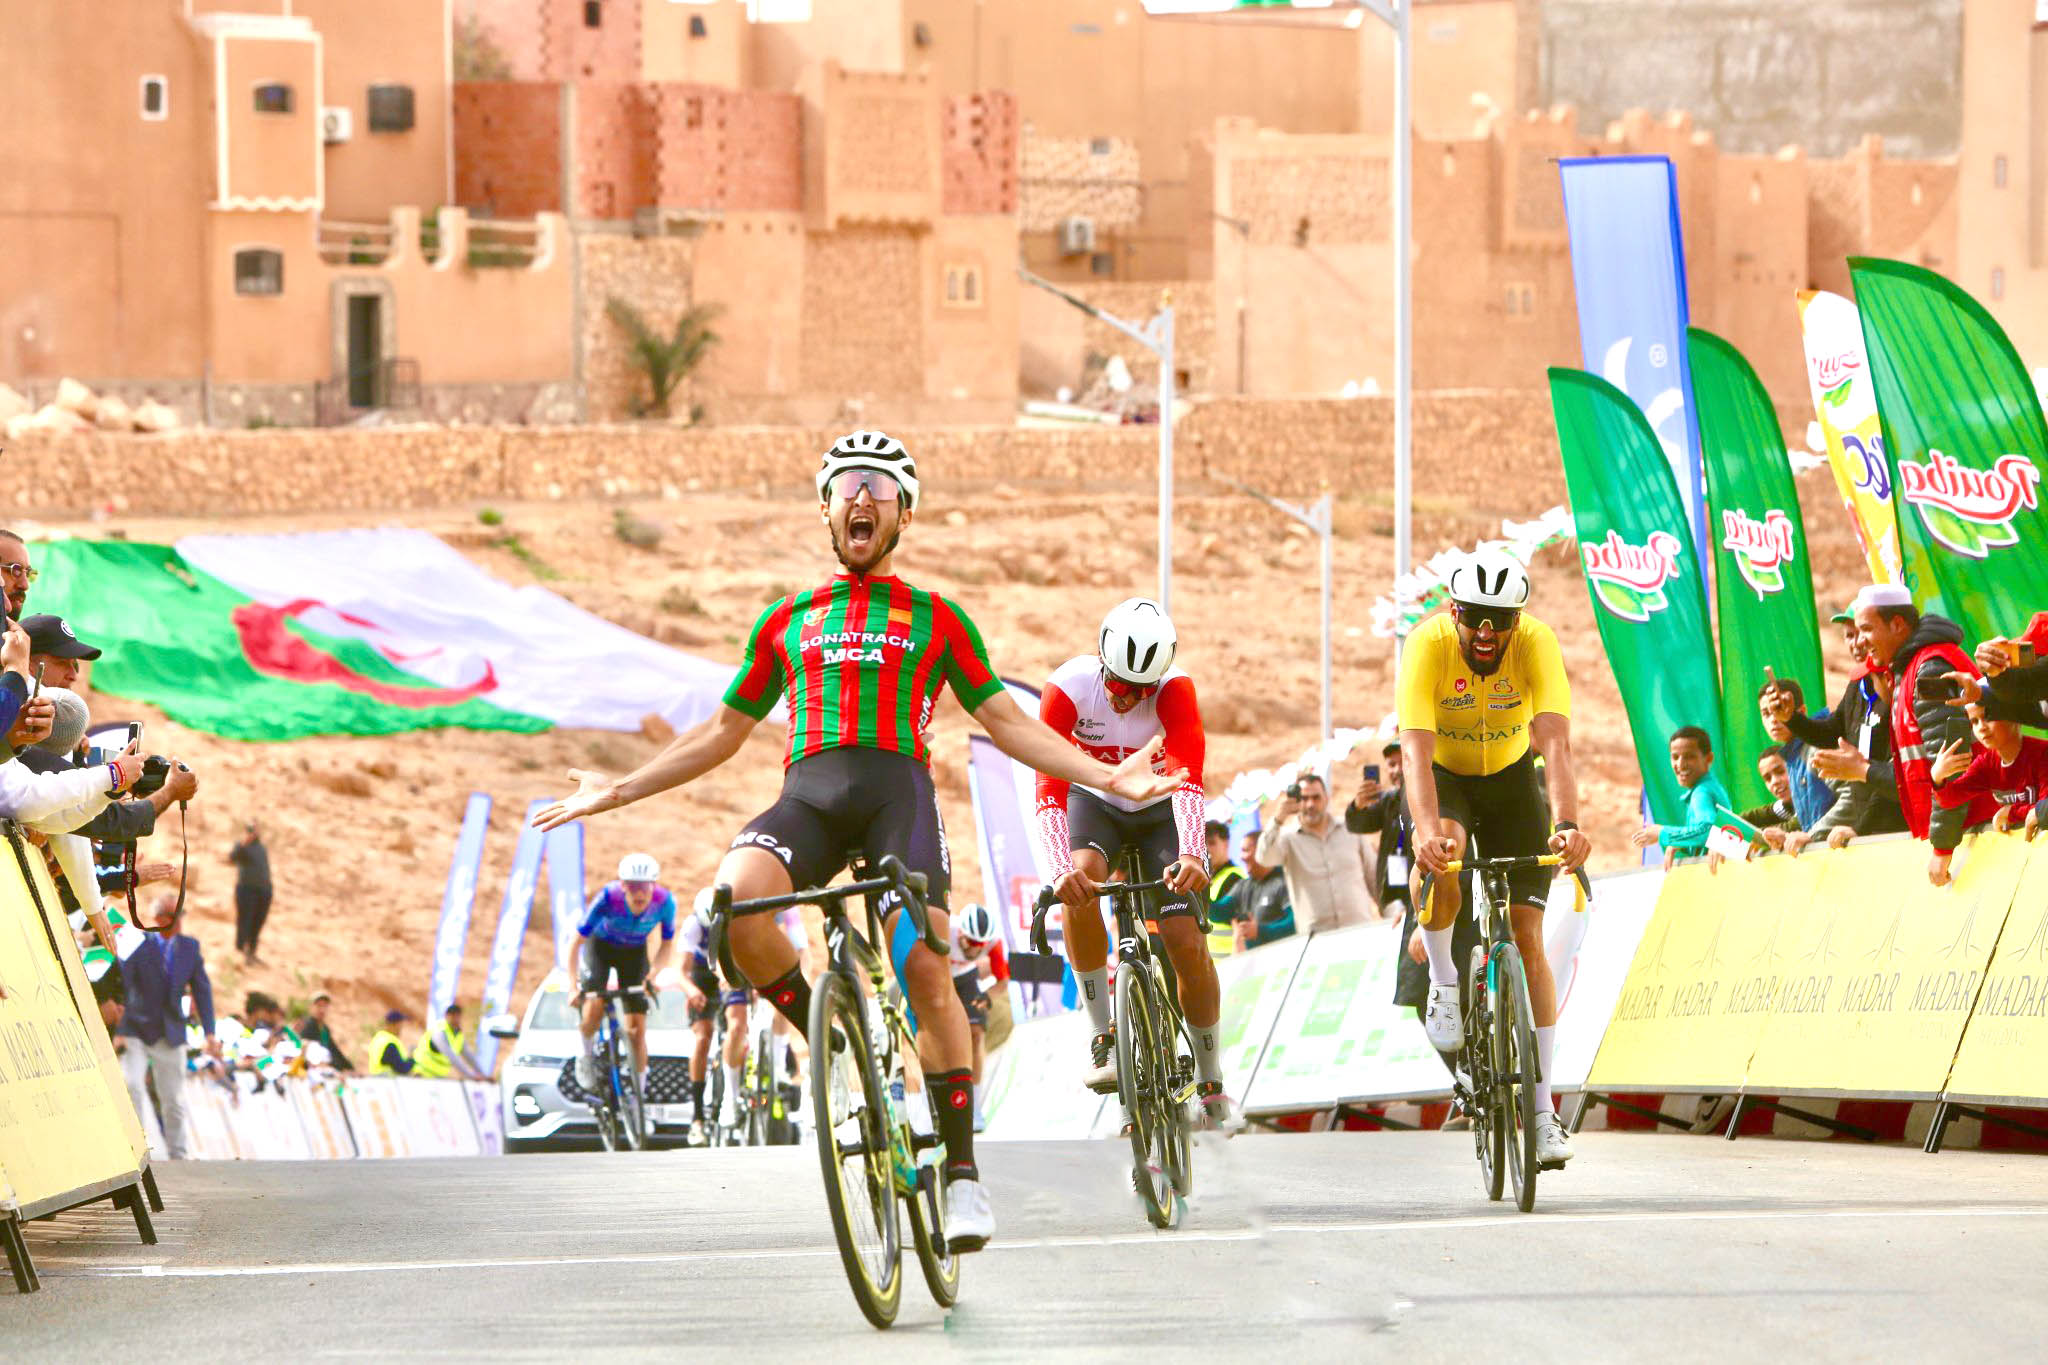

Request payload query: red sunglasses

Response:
[1102,672,1159,701]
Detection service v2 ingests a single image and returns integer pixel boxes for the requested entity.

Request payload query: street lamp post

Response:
[1225,480,1334,743]
[1017,267,1178,613]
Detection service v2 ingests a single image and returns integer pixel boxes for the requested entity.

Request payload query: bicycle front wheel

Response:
[1466,944,1504,1202]
[621,1068,648,1152]
[1495,943,1541,1213]
[810,971,903,1329]
[1157,971,1195,1200]
[1116,963,1179,1230]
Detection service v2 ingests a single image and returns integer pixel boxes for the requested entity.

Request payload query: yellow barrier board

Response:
[1744,835,2029,1098]
[1585,851,1829,1094]
[1943,841,2048,1106]
[0,838,144,1210]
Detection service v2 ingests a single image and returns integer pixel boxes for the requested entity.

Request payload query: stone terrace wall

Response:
[1,394,1588,528]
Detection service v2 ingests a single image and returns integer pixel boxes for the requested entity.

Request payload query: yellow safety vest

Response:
[412,1023,463,1079]
[368,1030,406,1075]
[1205,864,1246,957]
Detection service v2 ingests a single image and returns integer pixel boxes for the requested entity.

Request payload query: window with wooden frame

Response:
[942,262,983,308]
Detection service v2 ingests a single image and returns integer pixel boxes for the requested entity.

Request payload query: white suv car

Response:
[494,969,700,1152]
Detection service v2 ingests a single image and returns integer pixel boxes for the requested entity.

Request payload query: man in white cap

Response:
[1837,584,1992,885]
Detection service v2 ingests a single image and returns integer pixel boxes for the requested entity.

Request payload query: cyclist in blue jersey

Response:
[572,852,677,1095]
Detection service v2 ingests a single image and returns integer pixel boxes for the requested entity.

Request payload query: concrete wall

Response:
[454,82,566,217]
[1540,0,1965,158]
[1955,0,2048,368]
[297,0,453,219]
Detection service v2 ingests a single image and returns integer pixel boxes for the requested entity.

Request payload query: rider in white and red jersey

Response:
[1035,598,1242,1133]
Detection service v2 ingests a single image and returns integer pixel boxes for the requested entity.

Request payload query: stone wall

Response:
[800,228,924,398]
[1073,282,1216,394]
[580,232,699,420]
[1019,128,1142,233]
[0,392,1607,532]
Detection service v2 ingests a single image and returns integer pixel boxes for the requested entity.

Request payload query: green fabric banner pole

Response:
[1688,327,1827,810]
[1549,368,1727,822]
[1850,256,2048,642]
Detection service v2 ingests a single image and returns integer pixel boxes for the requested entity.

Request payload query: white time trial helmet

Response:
[1098,597,1177,685]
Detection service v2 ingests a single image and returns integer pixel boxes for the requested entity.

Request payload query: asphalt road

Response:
[13,1131,2048,1359]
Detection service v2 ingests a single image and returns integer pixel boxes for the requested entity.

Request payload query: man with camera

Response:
[1255,772,1377,932]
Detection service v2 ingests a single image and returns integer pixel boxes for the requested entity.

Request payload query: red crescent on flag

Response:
[232,599,500,708]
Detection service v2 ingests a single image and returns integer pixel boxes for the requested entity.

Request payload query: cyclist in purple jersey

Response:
[570,852,677,1094]
[537,430,1179,1251]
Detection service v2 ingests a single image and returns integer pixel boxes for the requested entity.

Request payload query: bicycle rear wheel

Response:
[1117,964,1180,1230]
[704,1064,728,1148]
[594,1039,621,1153]
[1495,943,1541,1213]
[1466,945,1504,1202]
[809,971,903,1329]
[1158,975,1195,1199]
[621,1066,648,1152]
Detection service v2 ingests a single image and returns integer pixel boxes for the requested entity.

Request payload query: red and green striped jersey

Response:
[722,574,1007,767]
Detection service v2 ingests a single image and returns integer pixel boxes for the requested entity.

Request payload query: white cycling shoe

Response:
[720,1090,742,1129]
[1422,982,1464,1051]
[1082,1029,1120,1093]
[1197,1082,1247,1136]
[574,1054,600,1092]
[944,1177,995,1254]
[1534,1111,1574,1169]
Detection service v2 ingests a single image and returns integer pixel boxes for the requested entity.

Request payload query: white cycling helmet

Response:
[816,430,920,510]
[692,887,719,932]
[1446,548,1530,611]
[955,903,998,946]
[617,852,661,883]
[1098,597,1177,685]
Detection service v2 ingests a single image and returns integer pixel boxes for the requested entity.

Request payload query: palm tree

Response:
[605,297,722,419]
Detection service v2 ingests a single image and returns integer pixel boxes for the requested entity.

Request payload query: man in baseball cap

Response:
[21,613,100,692]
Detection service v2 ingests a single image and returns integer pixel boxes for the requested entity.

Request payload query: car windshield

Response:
[527,990,691,1031]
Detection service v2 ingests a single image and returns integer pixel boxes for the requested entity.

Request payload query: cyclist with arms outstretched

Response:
[571,853,677,1098]
[1397,549,1592,1170]
[536,431,1178,1251]
[1036,598,1242,1133]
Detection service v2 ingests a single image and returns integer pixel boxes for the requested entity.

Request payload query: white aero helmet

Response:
[955,903,998,946]
[1099,597,1177,685]
[617,852,661,883]
[1446,547,1530,611]
[816,430,920,510]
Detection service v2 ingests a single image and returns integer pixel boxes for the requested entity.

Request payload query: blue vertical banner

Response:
[428,793,493,1022]
[544,819,586,972]
[477,798,551,1071]
[1557,155,1707,554]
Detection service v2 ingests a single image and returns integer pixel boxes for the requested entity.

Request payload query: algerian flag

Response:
[1706,804,1764,861]
[36,530,757,742]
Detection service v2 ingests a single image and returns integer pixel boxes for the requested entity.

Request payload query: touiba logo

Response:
[231,599,499,708]
[1581,529,1684,624]
[1898,450,2042,560]
[1719,508,1798,596]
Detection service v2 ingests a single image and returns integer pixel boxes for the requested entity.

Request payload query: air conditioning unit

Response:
[1057,216,1096,257]
[321,106,353,144]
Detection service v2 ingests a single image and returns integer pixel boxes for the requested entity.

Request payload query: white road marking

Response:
[46,1204,2048,1281]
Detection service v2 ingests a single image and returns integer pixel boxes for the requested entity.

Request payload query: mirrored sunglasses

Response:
[1101,671,1159,701]
[829,468,901,503]
[1454,603,1520,633]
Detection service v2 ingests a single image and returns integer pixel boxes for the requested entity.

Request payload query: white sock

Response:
[1421,926,1459,987]
[1533,1025,1556,1115]
[724,1063,742,1103]
[1545,907,1587,1003]
[1077,967,1113,1031]
[772,1032,790,1079]
[1194,1026,1223,1085]
[580,1033,597,1057]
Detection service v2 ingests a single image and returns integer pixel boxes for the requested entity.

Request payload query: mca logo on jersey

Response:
[803,629,915,666]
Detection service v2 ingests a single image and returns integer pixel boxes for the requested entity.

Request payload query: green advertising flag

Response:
[1549,368,1726,822]
[1850,257,2048,640]
[1688,328,1826,810]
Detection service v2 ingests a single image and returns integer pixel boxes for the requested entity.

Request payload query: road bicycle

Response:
[1421,853,1561,1213]
[1031,843,1195,1231]
[711,854,958,1330]
[699,989,742,1148]
[581,986,649,1153]
[740,1010,801,1147]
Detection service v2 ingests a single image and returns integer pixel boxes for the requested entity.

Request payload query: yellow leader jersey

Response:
[1396,611,1571,776]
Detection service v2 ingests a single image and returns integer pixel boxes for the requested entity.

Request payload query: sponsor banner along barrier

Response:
[155,1077,500,1161]
[1547,869,1662,1095]
[1944,840,2048,1106]
[979,1008,1105,1141]
[339,1077,410,1159]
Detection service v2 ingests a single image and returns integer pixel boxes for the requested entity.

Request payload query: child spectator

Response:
[1931,703,2048,840]
[1739,745,1803,847]
[1630,726,1733,862]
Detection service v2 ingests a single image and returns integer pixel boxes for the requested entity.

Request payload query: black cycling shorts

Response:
[952,970,991,1028]
[685,959,750,1023]
[1065,789,1199,920]
[1419,748,1551,909]
[579,937,652,1013]
[732,747,952,908]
